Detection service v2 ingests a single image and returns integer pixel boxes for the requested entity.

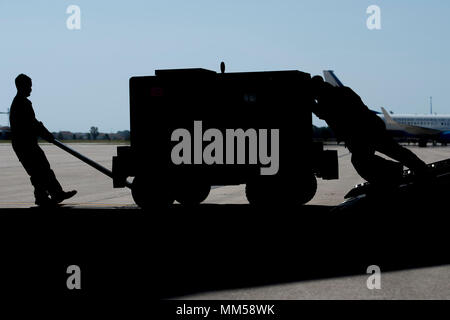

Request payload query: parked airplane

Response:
[323,70,450,146]
[380,108,450,146]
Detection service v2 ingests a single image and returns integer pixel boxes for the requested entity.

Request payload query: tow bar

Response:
[52,139,132,189]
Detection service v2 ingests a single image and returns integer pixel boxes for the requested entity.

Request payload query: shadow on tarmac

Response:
[0,191,448,299]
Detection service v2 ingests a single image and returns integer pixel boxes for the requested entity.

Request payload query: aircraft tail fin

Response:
[381,107,397,125]
[323,70,344,87]
[381,107,405,131]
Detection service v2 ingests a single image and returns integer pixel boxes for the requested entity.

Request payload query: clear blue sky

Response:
[1,0,449,132]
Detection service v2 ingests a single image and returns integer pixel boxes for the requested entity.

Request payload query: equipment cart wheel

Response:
[174,181,211,206]
[295,173,317,205]
[246,173,317,206]
[132,176,174,208]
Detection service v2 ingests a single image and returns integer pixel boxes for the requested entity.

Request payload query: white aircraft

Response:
[380,108,450,146]
[323,70,450,146]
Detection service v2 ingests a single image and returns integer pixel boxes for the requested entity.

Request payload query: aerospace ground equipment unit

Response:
[111,67,339,208]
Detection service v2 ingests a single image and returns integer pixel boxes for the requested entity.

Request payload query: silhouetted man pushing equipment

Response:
[310,75,428,190]
[10,74,77,207]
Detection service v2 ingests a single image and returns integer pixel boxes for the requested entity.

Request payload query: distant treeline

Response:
[0,126,130,141]
[51,129,130,141]
[2,126,333,142]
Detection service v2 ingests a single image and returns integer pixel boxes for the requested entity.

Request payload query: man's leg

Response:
[29,175,51,205]
[32,146,64,196]
[351,151,403,187]
[16,149,56,205]
[16,145,76,205]
[32,146,77,202]
[375,135,427,172]
[348,139,405,186]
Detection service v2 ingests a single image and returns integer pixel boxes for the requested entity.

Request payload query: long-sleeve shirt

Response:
[9,95,53,146]
[313,86,386,145]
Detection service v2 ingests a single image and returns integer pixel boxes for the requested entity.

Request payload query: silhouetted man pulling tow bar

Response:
[311,75,429,190]
[10,74,77,207]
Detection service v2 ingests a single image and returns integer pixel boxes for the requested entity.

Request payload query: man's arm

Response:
[34,120,55,142]
[311,100,330,121]
[26,100,55,142]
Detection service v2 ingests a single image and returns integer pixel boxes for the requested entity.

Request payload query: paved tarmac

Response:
[0,143,132,208]
[0,142,449,299]
[2,142,448,207]
[179,265,450,300]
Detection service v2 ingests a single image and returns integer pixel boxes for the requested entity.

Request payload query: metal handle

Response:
[52,139,132,188]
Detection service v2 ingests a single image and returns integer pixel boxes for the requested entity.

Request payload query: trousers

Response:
[12,142,63,199]
[349,134,427,186]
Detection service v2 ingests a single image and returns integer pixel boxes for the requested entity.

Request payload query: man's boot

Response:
[52,190,77,204]
[34,190,58,207]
